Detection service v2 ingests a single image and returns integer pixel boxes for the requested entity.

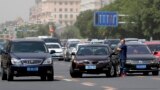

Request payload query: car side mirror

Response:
[153,51,158,55]
[50,50,56,54]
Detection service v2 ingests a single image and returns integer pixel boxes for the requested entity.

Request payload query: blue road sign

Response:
[94,11,118,27]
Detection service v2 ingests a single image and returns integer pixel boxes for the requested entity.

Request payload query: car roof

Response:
[9,38,44,42]
[145,41,160,45]
[80,44,109,47]
[45,43,61,45]
[126,41,145,45]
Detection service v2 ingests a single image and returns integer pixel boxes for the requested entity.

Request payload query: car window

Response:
[11,42,47,53]
[46,44,60,49]
[147,44,160,52]
[77,46,108,55]
[127,45,151,54]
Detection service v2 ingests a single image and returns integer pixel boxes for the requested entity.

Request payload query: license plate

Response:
[27,67,38,71]
[136,65,146,69]
[85,65,96,70]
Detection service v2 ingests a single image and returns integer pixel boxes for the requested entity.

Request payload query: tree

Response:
[61,26,82,39]
[75,10,94,38]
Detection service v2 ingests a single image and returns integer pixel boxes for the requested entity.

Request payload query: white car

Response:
[46,43,64,61]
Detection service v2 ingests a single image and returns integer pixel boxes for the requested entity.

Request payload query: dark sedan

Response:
[125,42,159,75]
[70,44,120,78]
[1,39,54,81]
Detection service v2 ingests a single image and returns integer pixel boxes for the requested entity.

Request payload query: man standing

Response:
[117,39,127,77]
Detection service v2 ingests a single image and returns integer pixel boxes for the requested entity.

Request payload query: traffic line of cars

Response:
[0,37,160,81]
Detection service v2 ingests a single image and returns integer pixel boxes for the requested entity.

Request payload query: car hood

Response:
[127,54,156,60]
[75,55,109,61]
[11,52,51,59]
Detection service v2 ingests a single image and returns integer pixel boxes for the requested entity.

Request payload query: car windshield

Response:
[77,46,108,55]
[147,44,160,52]
[127,45,151,54]
[11,42,47,53]
[69,43,77,48]
[47,44,60,49]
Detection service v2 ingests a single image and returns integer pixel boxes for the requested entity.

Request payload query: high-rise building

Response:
[29,0,81,26]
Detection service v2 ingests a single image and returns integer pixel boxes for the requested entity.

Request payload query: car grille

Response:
[21,59,43,65]
[83,61,99,64]
[132,60,150,64]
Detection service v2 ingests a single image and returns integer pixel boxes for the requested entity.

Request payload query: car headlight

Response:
[150,59,159,64]
[126,60,133,64]
[43,57,52,64]
[11,58,22,65]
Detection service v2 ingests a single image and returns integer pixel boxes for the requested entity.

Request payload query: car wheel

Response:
[143,72,149,76]
[7,68,13,81]
[40,75,46,81]
[47,74,54,81]
[106,65,115,77]
[1,68,7,80]
[70,67,82,78]
[152,71,159,76]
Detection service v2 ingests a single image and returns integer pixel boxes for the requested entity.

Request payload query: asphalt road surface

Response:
[0,60,160,90]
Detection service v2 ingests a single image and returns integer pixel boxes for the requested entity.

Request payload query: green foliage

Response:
[75,0,160,40]
[17,22,55,38]
[61,26,82,39]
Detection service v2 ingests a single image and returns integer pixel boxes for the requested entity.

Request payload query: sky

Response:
[0,0,35,23]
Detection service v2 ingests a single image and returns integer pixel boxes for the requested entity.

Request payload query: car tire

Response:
[152,71,159,76]
[1,68,7,80]
[47,74,54,81]
[7,68,13,81]
[106,64,115,77]
[40,75,46,81]
[70,67,82,78]
[143,72,149,76]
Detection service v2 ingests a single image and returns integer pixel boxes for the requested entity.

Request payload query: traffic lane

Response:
[54,61,160,90]
[0,61,160,90]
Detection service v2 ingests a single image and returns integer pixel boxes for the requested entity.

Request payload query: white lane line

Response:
[102,86,116,90]
[54,76,65,79]
[81,82,96,87]
[63,79,73,82]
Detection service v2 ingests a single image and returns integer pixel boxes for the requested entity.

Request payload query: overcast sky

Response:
[0,0,35,23]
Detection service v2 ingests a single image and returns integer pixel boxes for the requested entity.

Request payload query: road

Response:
[0,60,160,90]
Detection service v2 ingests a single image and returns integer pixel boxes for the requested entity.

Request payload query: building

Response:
[80,0,115,12]
[29,0,81,26]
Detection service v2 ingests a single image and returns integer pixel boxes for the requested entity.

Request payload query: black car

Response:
[125,42,159,75]
[70,44,120,78]
[1,39,54,81]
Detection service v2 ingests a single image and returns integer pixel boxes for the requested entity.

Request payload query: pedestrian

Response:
[117,39,127,77]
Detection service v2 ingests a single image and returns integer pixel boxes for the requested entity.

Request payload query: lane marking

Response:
[54,76,65,79]
[63,79,74,82]
[102,86,117,90]
[81,82,96,87]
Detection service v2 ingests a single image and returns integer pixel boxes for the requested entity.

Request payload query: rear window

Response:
[11,41,47,53]
[147,44,160,52]
[127,45,151,54]
[46,44,60,48]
